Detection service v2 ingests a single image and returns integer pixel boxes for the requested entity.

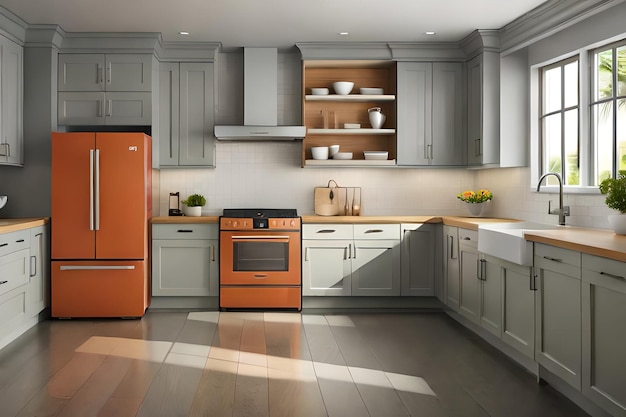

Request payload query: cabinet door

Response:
[0,35,23,166]
[302,239,351,296]
[581,255,626,416]
[401,224,435,296]
[179,62,215,167]
[444,226,460,310]
[431,63,464,166]
[152,239,216,296]
[105,92,151,125]
[501,262,535,359]
[459,243,481,324]
[157,62,180,167]
[480,256,501,337]
[352,239,400,296]
[58,54,105,92]
[396,62,432,166]
[58,92,105,125]
[535,250,582,390]
[106,54,152,92]
[29,226,49,316]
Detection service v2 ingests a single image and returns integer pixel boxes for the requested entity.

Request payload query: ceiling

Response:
[0,0,548,49]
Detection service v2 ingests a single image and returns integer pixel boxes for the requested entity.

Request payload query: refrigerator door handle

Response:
[89,149,95,231]
[95,149,100,231]
[60,265,136,271]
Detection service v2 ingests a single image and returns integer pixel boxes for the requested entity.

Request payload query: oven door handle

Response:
[231,235,290,241]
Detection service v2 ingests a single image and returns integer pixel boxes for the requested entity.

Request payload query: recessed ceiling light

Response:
[425,31,436,35]
[339,32,349,36]
[179,31,190,36]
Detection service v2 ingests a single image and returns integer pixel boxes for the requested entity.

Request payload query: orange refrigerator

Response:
[51,132,152,318]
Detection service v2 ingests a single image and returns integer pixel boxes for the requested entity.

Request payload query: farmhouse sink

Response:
[478,221,563,266]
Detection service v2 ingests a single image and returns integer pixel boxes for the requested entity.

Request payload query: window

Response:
[591,42,626,184]
[539,57,580,186]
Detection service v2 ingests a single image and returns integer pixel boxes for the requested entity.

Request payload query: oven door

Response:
[220,230,301,285]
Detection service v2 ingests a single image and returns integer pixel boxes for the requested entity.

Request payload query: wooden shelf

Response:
[307,128,396,135]
[305,94,395,102]
[305,159,396,167]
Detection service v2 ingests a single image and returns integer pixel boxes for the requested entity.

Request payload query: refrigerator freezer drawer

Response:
[51,260,149,318]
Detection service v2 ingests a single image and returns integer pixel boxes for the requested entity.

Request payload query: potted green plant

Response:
[181,193,206,217]
[599,170,626,234]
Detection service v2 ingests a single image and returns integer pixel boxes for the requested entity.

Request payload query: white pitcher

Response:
[368,107,386,129]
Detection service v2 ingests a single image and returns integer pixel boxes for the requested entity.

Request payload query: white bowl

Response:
[311,146,329,160]
[363,151,388,160]
[0,196,6,210]
[333,152,353,160]
[328,145,340,156]
[360,87,384,95]
[311,87,329,95]
[333,81,354,95]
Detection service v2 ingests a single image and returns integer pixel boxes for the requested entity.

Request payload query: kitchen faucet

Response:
[536,172,570,225]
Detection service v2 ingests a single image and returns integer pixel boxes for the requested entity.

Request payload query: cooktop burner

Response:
[222,208,298,218]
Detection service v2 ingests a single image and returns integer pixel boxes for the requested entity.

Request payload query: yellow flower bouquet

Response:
[457,189,493,204]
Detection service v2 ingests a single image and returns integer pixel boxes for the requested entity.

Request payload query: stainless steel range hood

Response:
[215,48,306,141]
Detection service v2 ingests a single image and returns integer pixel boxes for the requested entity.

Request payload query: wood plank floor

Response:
[0,311,591,417]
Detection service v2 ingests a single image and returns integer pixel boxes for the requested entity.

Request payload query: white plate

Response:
[333,152,353,160]
[360,87,384,95]
[363,151,388,160]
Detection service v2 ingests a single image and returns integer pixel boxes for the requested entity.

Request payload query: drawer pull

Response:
[543,256,562,263]
[16,239,25,243]
[600,271,625,281]
[254,274,268,279]
[364,229,384,234]
[0,243,7,248]
[0,280,7,285]
[177,229,194,233]
[462,237,471,241]
[316,229,337,234]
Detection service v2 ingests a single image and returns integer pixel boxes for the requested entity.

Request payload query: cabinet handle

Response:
[106,99,112,117]
[304,247,309,262]
[30,255,37,278]
[364,229,384,234]
[97,100,103,117]
[316,229,337,234]
[0,143,9,156]
[543,256,562,263]
[600,271,625,281]
[16,239,25,243]
[462,236,471,241]
[426,144,433,160]
[449,235,457,260]
[0,243,8,248]
[353,244,357,259]
[254,274,268,279]
[177,229,194,233]
[530,268,537,291]
[0,280,7,285]
[474,138,481,157]
[210,245,215,262]
[98,66,104,84]
[106,62,112,84]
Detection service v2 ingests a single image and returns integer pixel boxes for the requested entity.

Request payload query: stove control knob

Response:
[290,219,296,227]
[233,221,239,227]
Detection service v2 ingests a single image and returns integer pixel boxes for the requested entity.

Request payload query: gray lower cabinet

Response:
[152,224,218,296]
[0,34,23,166]
[158,62,216,167]
[444,225,460,310]
[302,224,400,296]
[534,243,582,390]
[401,223,436,296]
[58,92,151,126]
[581,254,626,416]
[500,259,535,359]
[458,228,500,337]
[396,61,464,166]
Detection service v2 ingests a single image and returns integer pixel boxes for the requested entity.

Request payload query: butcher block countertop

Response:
[150,215,626,261]
[0,218,49,234]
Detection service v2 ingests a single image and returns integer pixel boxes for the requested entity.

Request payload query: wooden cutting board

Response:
[314,186,340,216]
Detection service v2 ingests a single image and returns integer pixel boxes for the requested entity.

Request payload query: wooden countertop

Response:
[300,215,442,224]
[151,216,219,224]
[0,218,49,234]
[525,227,626,262]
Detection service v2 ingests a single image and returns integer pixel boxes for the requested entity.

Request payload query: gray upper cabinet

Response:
[58,54,152,92]
[57,53,152,126]
[158,62,215,168]
[0,34,23,166]
[466,50,500,166]
[397,61,464,166]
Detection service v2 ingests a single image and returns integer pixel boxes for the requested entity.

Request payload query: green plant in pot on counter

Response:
[181,194,206,216]
[599,170,626,234]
